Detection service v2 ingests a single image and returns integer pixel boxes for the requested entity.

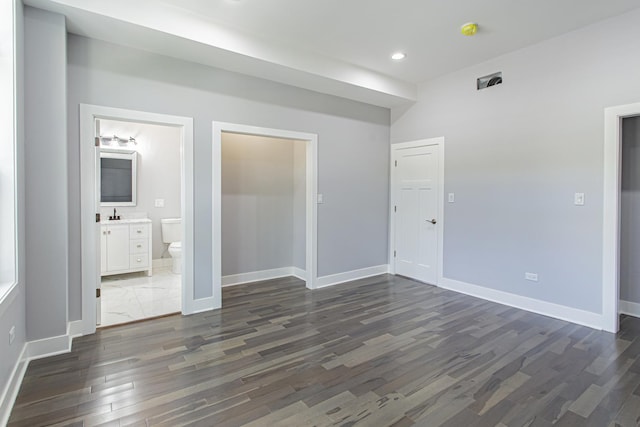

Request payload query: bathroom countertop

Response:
[100,218,152,224]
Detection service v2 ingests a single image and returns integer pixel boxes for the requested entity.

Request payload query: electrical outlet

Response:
[525,272,538,282]
[574,193,585,206]
[154,199,165,208]
[317,194,324,204]
[448,193,455,203]
[9,325,15,345]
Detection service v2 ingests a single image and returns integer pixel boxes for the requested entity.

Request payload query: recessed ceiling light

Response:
[391,52,406,61]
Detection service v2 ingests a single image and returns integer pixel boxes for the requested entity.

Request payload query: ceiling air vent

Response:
[477,72,502,90]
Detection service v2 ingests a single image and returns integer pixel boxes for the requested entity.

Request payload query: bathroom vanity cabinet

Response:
[101,219,152,277]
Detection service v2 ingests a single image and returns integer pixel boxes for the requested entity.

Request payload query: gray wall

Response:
[293,141,306,270]
[0,0,26,415]
[99,119,182,260]
[25,6,68,340]
[67,34,389,313]
[620,116,640,304]
[391,8,640,314]
[222,133,304,275]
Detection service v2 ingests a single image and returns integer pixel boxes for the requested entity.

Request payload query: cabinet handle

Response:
[137,244,142,248]
[137,258,141,262]
[137,230,142,233]
[102,231,106,235]
[108,230,111,234]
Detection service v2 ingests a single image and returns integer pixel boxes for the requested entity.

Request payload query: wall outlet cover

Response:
[525,272,538,282]
[154,198,165,208]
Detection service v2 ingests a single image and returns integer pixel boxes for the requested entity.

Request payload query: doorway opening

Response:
[212,122,318,309]
[603,102,640,333]
[97,118,182,327]
[80,105,195,335]
[221,132,307,288]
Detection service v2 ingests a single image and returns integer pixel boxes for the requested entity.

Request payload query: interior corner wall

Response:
[24,6,68,339]
[221,133,298,276]
[620,116,640,304]
[390,8,640,314]
[66,34,390,307]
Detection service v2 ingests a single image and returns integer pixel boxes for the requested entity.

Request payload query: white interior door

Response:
[394,144,439,284]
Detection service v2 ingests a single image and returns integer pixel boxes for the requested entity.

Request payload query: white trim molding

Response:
[603,102,640,333]
[315,265,390,289]
[0,344,27,427]
[619,300,640,318]
[80,104,195,335]
[389,138,445,285]
[0,320,84,424]
[440,277,603,330]
[222,267,298,287]
[212,122,318,309]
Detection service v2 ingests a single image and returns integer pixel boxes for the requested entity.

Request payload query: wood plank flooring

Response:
[8,274,640,426]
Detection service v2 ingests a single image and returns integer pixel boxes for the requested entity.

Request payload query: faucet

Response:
[109,208,120,221]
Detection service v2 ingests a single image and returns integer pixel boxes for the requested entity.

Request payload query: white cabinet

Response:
[101,221,152,276]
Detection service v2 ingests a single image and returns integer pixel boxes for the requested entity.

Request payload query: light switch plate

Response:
[155,199,165,208]
[574,193,585,206]
[448,193,455,203]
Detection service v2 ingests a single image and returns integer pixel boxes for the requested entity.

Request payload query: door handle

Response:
[427,219,437,224]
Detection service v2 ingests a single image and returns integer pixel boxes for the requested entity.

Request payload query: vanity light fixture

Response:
[100,135,137,146]
[391,52,406,61]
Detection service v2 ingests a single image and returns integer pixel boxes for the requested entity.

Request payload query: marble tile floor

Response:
[100,266,181,327]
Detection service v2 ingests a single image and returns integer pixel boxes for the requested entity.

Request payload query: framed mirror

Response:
[100,149,137,206]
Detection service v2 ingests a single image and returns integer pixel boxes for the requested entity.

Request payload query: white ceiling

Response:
[26,0,640,107]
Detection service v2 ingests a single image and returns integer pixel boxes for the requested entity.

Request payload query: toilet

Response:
[161,218,182,274]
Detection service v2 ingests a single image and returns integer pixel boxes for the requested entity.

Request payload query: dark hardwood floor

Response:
[8,274,640,426]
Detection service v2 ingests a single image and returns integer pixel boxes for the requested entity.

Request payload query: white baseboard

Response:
[0,344,27,427]
[619,300,640,318]
[439,277,603,330]
[26,332,72,360]
[222,267,298,287]
[315,265,390,289]
[152,258,172,269]
[291,267,306,281]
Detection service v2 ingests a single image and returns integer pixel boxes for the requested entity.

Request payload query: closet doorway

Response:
[603,102,640,333]
[212,123,318,309]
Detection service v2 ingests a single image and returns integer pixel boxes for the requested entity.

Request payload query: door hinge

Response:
[96,288,101,298]
[96,213,101,223]
[95,137,100,147]
[394,205,397,213]
[394,250,396,258]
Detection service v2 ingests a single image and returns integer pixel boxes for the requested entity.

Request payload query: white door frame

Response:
[212,122,318,308]
[603,102,640,333]
[389,137,445,284]
[80,104,195,335]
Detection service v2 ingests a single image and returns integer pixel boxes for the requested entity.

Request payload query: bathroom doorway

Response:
[80,105,195,335]
[97,119,183,327]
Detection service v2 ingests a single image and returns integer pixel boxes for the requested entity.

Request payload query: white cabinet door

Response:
[100,227,108,274]
[106,224,130,272]
[394,145,439,284]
